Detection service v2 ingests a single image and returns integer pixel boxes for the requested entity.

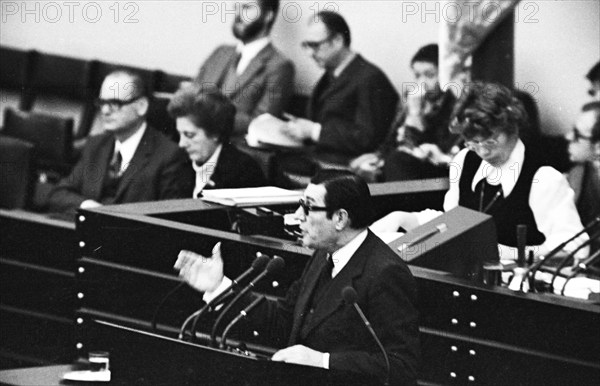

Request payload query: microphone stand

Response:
[220,296,266,350]
[560,249,600,296]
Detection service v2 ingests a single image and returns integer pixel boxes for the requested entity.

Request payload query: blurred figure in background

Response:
[192,0,294,137]
[565,101,600,253]
[350,44,459,182]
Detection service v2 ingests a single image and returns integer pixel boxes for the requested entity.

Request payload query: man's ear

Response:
[136,97,150,117]
[335,209,350,231]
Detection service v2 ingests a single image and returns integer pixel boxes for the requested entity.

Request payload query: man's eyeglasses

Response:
[301,36,333,51]
[568,127,593,143]
[95,95,143,111]
[298,198,329,215]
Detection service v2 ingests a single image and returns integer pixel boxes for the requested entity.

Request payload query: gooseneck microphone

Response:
[210,256,285,347]
[180,254,270,341]
[526,216,600,292]
[220,295,267,350]
[560,249,600,296]
[342,286,390,386]
[549,230,600,291]
[179,253,270,340]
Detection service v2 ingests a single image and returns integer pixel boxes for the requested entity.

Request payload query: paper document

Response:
[246,113,304,148]
[201,186,303,207]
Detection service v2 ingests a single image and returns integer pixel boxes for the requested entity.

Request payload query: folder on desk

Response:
[201,186,302,207]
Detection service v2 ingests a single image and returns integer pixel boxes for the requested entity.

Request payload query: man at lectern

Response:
[372,82,588,262]
[175,170,420,385]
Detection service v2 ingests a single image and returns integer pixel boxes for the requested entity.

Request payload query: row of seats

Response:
[0,46,193,209]
[0,46,189,142]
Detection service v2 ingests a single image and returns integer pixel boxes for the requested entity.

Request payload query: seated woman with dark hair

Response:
[168,85,266,197]
[372,82,588,261]
[350,44,460,182]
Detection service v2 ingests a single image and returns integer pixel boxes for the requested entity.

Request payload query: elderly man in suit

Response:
[193,0,294,136]
[168,85,266,196]
[46,70,193,213]
[282,11,398,165]
[175,170,420,385]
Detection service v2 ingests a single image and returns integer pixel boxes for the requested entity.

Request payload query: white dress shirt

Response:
[415,139,589,260]
[192,144,222,198]
[236,37,270,75]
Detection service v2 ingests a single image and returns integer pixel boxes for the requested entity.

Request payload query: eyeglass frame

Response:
[464,132,502,151]
[94,95,144,112]
[298,198,330,216]
[301,35,334,51]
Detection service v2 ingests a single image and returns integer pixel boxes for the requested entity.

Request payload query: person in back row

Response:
[168,85,266,197]
[281,11,398,165]
[350,44,459,182]
[565,101,600,253]
[372,82,589,261]
[192,0,294,137]
[47,69,193,213]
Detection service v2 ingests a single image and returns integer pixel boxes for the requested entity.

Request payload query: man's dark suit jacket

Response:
[308,55,399,163]
[200,144,266,191]
[251,230,420,385]
[47,126,194,213]
[195,44,295,135]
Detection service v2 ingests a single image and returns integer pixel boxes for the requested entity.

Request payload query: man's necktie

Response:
[108,147,122,179]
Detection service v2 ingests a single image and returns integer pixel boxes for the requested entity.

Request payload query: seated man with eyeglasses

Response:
[46,69,194,214]
[280,11,398,166]
[372,82,588,262]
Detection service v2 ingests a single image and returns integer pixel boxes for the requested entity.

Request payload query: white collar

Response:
[192,144,223,197]
[330,229,368,278]
[332,51,356,78]
[115,122,146,173]
[471,138,525,197]
[236,37,270,74]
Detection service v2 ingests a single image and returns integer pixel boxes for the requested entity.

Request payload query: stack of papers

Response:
[201,186,303,207]
[246,113,304,148]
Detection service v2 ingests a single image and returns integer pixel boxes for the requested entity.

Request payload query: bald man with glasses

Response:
[46,70,193,214]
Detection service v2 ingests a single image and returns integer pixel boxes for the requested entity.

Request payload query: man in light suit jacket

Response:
[194,0,294,136]
[283,11,398,165]
[175,170,420,385]
[46,70,193,213]
[168,85,266,197]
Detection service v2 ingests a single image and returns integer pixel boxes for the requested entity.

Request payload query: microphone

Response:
[342,286,390,386]
[516,224,527,267]
[210,256,285,347]
[526,216,600,292]
[398,223,447,253]
[549,230,600,291]
[179,253,270,341]
[219,295,267,349]
[560,249,600,296]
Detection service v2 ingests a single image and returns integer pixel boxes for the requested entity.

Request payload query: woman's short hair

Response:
[167,84,236,142]
[449,82,529,140]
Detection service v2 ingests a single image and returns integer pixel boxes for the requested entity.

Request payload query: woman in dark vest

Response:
[372,82,588,262]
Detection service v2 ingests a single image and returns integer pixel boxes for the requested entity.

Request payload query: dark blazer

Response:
[253,230,420,385]
[47,126,194,213]
[308,55,399,162]
[195,44,295,136]
[201,144,267,190]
